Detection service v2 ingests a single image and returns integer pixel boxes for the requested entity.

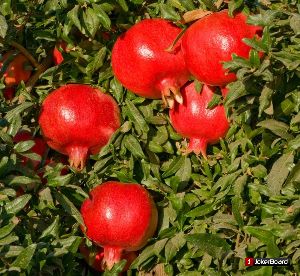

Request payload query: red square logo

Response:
[245,257,254,266]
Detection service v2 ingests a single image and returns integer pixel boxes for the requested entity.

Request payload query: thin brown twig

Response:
[25,54,53,92]
[9,41,40,68]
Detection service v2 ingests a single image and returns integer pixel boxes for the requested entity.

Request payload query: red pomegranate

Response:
[112,19,189,108]
[13,130,48,170]
[79,243,137,272]
[81,181,158,270]
[0,52,32,87]
[38,84,120,170]
[169,82,229,157]
[182,10,262,86]
[3,87,15,100]
[53,41,68,65]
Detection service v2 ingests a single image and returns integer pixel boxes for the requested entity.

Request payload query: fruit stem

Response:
[67,146,89,171]
[161,85,183,109]
[188,137,208,158]
[103,246,123,271]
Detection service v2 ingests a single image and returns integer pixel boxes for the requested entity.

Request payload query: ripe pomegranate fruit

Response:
[0,52,32,87]
[81,181,158,270]
[53,41,69,65]
[13,130,48,170]
[182,10,262,86]
[3,87,15,100]
[38,84,120,170]
[112,19,189,108]
[169,82,229,157]
[79,243,137,272]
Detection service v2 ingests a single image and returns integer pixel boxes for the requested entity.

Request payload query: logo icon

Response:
[245,257,254,266]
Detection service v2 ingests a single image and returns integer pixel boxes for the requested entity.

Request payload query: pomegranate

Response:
[169,82,229,157]
[81,181,158,270]
[182,10,262,86]
[3,87,15,100]
[112,19,189,108]
[79,243,137,272]
[38,84,120,170]
[0,52,32,87]
[13,130,48,170]
[53,41,69,65]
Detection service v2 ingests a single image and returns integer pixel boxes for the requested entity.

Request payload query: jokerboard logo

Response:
[245,258,290,267]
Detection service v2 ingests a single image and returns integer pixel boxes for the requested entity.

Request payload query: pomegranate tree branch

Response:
[25,55,53,92]
[0,38,40,68]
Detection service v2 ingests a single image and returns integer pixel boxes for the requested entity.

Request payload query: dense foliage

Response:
[0,0,300,275]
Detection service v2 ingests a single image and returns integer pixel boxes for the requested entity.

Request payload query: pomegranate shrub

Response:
[1,2,300,276]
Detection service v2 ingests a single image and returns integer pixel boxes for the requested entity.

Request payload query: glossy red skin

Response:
[38,84,120,169]
[79,244,137,272]
[169,82,229,156]
[81,182,158,268]
[112,19,189,99]
[0,52,32,87]
[182,10,262,86]
[53,42,68,65]
[13,131,48,170]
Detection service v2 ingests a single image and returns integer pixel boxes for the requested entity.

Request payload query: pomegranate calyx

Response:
[162,86,183,109]
[67,146,88,171]
[188,137,208,158]
[103,246,123,271]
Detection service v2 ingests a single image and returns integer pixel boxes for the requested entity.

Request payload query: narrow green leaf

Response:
[244,226,280,257]
[83,7,100,38]
[231,197,244,227]
[92,4,111,29]
[123,134,146,159]
[54,192,84,226]
[257,119,294,140]
[186,202,215,218]
[5,194,31,215]
[13,141,35,153]
[11,243,37,269]
[0,15,8,38]
[86,47,106,74]
[162,156,185,178]
[39,216,60,239]
[259,86,273,116]
[125,99,149,134]
[165,232,186,262]
[267,152,294,196]
[0,222,16,239]
[186,234,230,258]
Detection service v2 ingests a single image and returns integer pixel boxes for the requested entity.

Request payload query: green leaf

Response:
[11,243,37,269]
[159,3,180,21]
[231,197,244,227]
[125,99,149,134]
[117,0,128,12]
[0,222,17,239]
[257,119,294,140]
[228,0,244,17]
[0,15,8,38]
[39,216,60,239]
[162,156,185,178]
[267,152,294,196]
[290,14,300,35]
[13,140,35,153]
[86,47,106,74]
[186,233,231,258]
[207,93,222,109]
[259,85,273,116]
[165,232,186,262]
[123,134,146,159]
[244,226,280,257]
[54,192,84,226]
[5,194,31,215]
[83,7,100,38]
[92,4,111,30]
[186,202,215,218]
[5,102,34,123]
